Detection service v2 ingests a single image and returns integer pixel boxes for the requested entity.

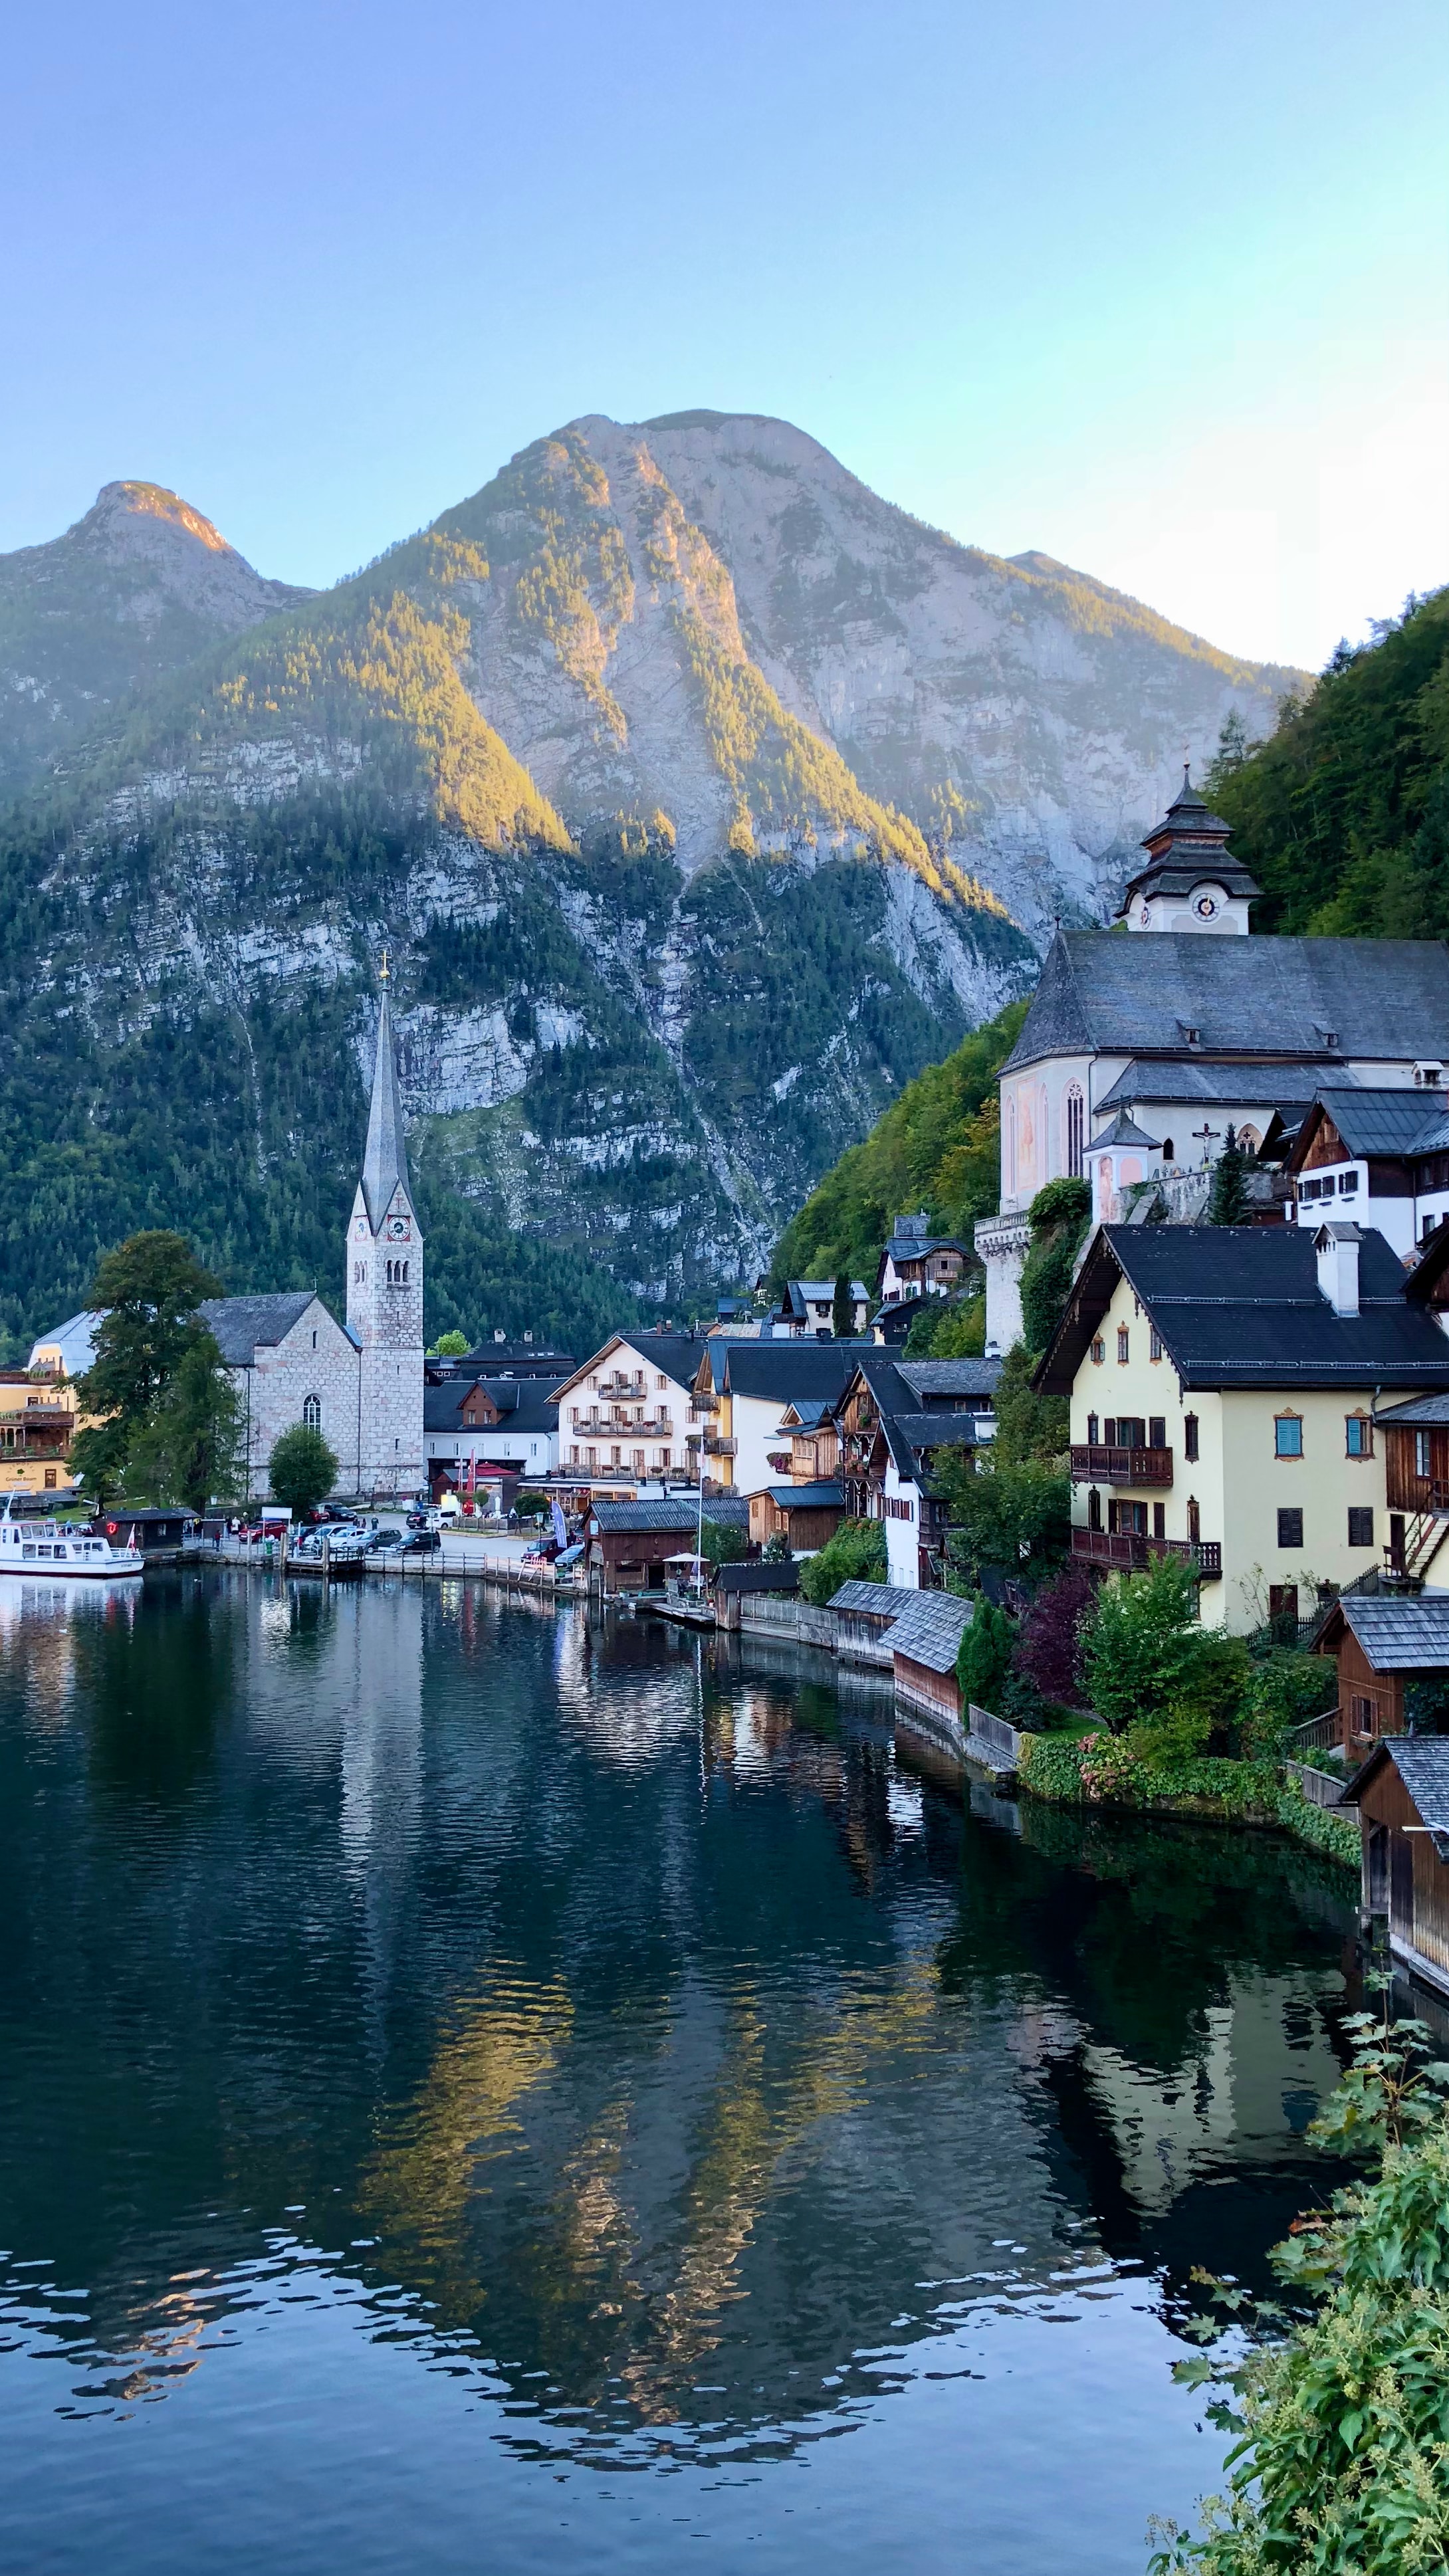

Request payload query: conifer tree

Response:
[1208,1125,1250,1226]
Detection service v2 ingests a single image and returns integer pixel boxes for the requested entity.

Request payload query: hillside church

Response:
[37,984,426,1502]
[207,982,425,1499]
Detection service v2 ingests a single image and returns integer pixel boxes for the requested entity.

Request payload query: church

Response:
[976,772,1449,1350]
[35,981,425,1503]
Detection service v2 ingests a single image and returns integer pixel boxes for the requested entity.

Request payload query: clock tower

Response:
[346,967,425,1497]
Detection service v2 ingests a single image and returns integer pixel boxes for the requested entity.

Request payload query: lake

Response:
[0,1572,1359,2574]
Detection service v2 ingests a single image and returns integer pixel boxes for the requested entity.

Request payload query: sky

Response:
[3,0,1446,672]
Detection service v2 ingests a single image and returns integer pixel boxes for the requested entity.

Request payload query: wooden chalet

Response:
[1313,1593,1449,1751]
[1342,1737,1449,1996]
[748,1480,845,1555]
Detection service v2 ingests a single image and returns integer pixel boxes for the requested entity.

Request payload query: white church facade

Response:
[975,772,1449,1351]
[208,984,424,1499]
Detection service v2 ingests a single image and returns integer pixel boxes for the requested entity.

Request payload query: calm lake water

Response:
[0,1573,1359,2575]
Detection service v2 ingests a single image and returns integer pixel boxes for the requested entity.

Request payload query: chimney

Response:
[1314,1221,1361,1317]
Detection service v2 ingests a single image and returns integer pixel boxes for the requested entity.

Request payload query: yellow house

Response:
[0,1372,81,1497]
[1036,1221,1449,1635]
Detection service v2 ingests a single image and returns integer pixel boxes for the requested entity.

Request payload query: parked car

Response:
[366,1529,406,1556]
[402,1529,439,1553]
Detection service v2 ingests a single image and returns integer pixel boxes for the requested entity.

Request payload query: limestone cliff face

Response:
[0,419,1297,1339]
[435,411,1300,934]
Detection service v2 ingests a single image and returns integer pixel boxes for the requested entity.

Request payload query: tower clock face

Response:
[1194,893,1218,920]
[389,1217,409,1241]
[1139,906,1151,926]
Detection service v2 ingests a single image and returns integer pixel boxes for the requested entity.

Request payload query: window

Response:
[1186,1495,1200,1543]
[571,1445,580,1465]
[1117,1327,1129,1364]
[1345,1414,1373,1458]
[1108,1499,1147,1535]
[1351,1693,1375,1735]
[1153,1502,1166,1539]
[1274,1414,1303,1458]
[1149,1416,1167,1449]
[657,1374,667,1390]
[1149,1327,1163,1362]
[1277,1507,1304,1549]
[1348,1506,1375,1548]
[1337,1170,1358,1196]
[1087,1487,1101,1531]
[1161,1136,1174,1164]
[1065,1085,1085,1179]
[1184,1413,1199,1462]
[1086,1412,1099,1446]
[633,1449,645,1472]
[1416,1429,1433,1479]
[1091,1337,1105,1366]
[302,1394,322,1432]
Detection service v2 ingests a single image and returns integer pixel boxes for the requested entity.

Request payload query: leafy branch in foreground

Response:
[1149,1990,1449,2575]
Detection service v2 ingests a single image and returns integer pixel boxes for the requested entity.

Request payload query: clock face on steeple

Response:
[388,1216,410,1241]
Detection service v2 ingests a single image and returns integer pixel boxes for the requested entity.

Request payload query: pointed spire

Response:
[361,981,409,1230]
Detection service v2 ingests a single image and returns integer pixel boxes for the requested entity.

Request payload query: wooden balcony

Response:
[703,1434,736,1457]
[1071,1527,1220,1579]
[1071,1444,1172,1487]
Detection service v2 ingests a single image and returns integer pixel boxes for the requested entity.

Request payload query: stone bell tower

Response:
[346,964,425,1497]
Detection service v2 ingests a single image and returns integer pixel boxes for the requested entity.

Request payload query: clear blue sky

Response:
[5,0,1446,669]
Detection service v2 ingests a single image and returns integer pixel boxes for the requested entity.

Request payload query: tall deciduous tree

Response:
[268,1424,340,1521]
[126,1328,243,1511]
[72,1231,223,1503]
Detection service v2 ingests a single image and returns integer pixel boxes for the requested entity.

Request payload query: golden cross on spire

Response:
[379,946,390,985]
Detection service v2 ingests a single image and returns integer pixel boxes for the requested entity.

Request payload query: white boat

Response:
[0,1501,144,1579]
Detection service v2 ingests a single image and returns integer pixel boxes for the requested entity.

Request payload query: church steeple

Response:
[360,980,410,1230]
[346,966,424,1497]
[1117,764,1262,934]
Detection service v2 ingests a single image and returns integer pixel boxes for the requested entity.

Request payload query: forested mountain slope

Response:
[0,413,1305,1353]
[1206,585,1449,936]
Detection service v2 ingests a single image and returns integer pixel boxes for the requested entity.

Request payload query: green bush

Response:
[956,1597,1014,1711]
[1153,2010,1449,2573]
[1082,1553,1208,1737]
[1241,1647,1339,1758]
[798,1517,885,1604]
[699,1515,749,1566]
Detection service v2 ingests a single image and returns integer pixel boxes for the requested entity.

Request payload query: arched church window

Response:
[1065,1085,1085,1178]
[302,1394,322,1432]
[1161,1136,1174,1164]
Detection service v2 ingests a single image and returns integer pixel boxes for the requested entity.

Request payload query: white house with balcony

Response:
[548,1332,704,1488]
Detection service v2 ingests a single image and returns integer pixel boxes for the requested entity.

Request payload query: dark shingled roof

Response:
[199,1293,319,1366]
[1038,1224,1449,1395]
[762,1481,845,1509]
[1377,1394,1449,1426]
[893,1358,1004,1403]
[1097,1059,1343,1111]
[721,1344,873,1401]
[589,1500,705,1534]
[702,1497,750,1528]
[1297,1088,1449,1162]
[889,1592,972,1674]
[1333,1595,1449,1671]
[1002,930,1449,1077]
[424,1381,466,1433]
[829,1580,920,1622]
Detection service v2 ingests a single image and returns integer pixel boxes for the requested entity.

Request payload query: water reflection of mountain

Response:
[0,1575,1355,2452]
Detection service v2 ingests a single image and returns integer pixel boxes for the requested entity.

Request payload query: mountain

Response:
[0,481,312,798]
[0,416,1304,1354]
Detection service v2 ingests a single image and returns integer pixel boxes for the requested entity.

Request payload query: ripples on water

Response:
[0,1574,1359,2573]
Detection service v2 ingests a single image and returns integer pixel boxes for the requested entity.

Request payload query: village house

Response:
[1342,1737,1449,1999]
[691,1339,871,1495]
[888,1592,974,1738]
[747,1478,845,1556]
[0,1370,80,1498]
[756,1278,871,1337]
[834,1355,1001,1588]
[586,1497,705,1597]
[1036,1220,1449,1635]
[975,769,1449,1349]
[550,1332,703,1489]
[875,1212,974,1309]
[1312,1594,1449,1760]
[1284,1089,1449,1259]
[423,1372,565,1502]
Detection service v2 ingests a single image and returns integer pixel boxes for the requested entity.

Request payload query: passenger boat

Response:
[0,1500,144,1578]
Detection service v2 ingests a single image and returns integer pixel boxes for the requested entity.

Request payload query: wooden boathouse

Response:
[1342,1736,1449,1996]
